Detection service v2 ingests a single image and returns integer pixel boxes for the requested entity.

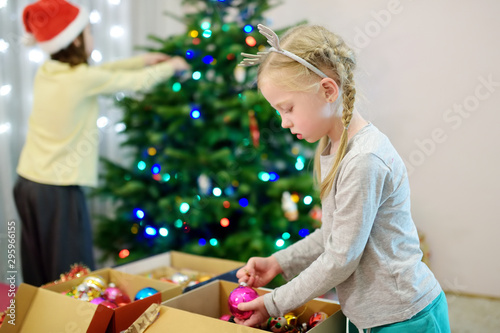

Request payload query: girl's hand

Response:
[233,296,269,327]
[236,256,283,288]
[143,52,169,65]
[165,56,190,72]
[143,53,190,73]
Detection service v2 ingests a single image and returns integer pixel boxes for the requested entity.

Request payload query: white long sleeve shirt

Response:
[264,123,442,329]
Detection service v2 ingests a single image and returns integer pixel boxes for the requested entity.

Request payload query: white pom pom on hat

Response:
[22,0,89,54]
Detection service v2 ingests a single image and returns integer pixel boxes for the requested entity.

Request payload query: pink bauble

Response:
[228,284,259,319]
[220,314,232,321]
[104,287,131,304]
[90,297,105,305]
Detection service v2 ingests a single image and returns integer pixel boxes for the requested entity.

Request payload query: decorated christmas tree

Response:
[94,0,319,264]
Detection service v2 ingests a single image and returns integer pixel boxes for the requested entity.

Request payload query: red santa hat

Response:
[22,0,89,54]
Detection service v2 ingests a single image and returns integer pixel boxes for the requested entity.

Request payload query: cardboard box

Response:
[148,280,346,332]
[114,251,244,289]
[138,304,261,332]
[43,268,182,333]
[0,283,113,333]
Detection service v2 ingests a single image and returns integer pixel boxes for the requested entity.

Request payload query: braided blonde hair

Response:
[257,25,357,199]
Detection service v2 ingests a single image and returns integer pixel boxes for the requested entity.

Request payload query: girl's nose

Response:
[281,116,292,129]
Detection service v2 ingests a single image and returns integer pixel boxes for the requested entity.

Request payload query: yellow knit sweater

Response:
[17,56,175,187]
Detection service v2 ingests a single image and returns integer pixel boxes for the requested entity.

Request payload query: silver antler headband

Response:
[239,24,329,79]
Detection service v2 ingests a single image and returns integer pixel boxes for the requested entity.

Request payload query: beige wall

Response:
[132,0,500,297]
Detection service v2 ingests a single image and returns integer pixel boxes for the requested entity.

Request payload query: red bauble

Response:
[100,300,118,309]
[308,311,328,328]
[228,284,259,320]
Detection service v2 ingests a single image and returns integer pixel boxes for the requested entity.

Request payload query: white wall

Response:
[129,0,499,298]
[265,0,500,297]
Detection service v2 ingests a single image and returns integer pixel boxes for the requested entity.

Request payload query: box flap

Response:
[163,279,221,318]
[0,283,36,332]
[88,303,114,333]
[145,306,259,332]
[0,284,112,333]
[41,268,181,333]
[111,293,161,333]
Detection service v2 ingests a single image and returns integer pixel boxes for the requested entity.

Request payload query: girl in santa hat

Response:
[14,0,190,286]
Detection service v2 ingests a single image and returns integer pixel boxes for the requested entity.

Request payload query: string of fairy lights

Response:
[114,20,317,260]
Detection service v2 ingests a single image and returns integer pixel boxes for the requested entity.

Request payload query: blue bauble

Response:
[134,287,159,301]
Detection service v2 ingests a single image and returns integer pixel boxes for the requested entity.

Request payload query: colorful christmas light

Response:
[159,227,169,237]
[202,55,214,64]
[258,172,270,182]
[172,82,181,92]
[303,195,313,205]
[180,202,190,213]
[134,209,145,219]
[174,219,183,228]
[295,156,305,171]
[239,198,249,207]
[148,147,157,156]
[245,36,257,47]
[202,30,212,38]
[118,249,129,259]
[224,186,235,196]
[151,164,161,174]
[220,218,230,227]
[299,229,310,237]
[145,226,157,236]
[269,172,279,182]
[190,109,201,119]
[200,21,211,30]
[192,71,202,80]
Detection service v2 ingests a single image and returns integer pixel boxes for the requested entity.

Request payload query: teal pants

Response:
[349,291,451,333]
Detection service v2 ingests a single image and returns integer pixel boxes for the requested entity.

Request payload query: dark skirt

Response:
[13,176,95,286]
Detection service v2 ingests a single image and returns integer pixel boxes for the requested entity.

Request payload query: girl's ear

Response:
[72,37,81,48]
[320,78,339,103]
